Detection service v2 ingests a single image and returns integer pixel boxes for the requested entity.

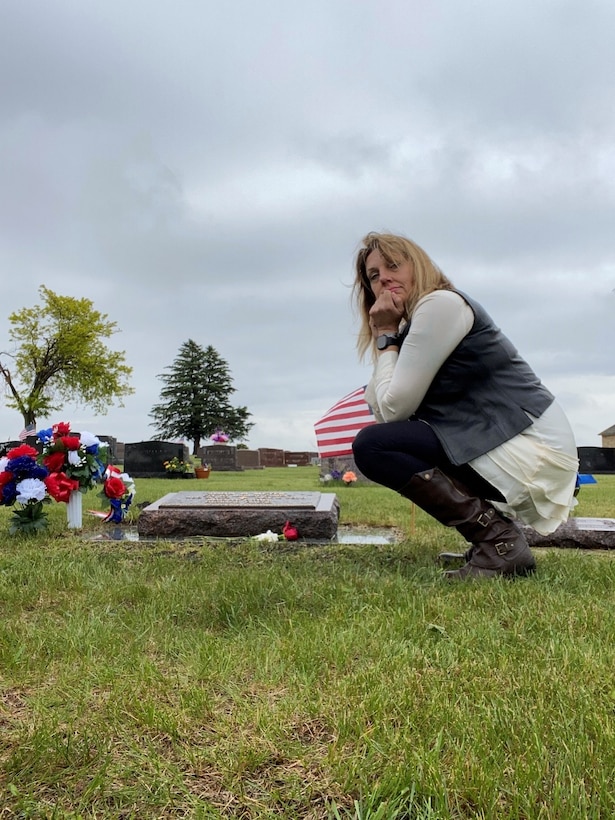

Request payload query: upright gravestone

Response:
[237,449,262,469]
[578,447,615,474]
[284,451,316,466]
[124,441,186,478]
[203,444,243,472]
[138,490,340,539]
[258,448,285,467]
[321,454,372,484]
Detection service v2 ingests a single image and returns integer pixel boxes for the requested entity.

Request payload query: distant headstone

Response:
[124,441,186,478]
[522,518,615,550]
[284,451,315,466]
[203,444,243,472]
[0,440,22,456]
[137,490,340,539]
[258,448,285,467]
[578,447,615,474]
[237,449,262,469]
[321,455,372,484]
[97,435,117,462]
[115,441,125,464]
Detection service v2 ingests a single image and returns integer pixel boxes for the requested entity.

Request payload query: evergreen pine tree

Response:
[149,339,252,454]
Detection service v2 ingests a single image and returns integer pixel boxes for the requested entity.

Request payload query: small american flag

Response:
[19,422,36,441]
[314,386,377,458]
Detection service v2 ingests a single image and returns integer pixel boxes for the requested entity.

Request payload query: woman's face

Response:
[364,248,415,302]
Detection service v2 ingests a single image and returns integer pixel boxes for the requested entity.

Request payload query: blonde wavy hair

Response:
[353,232,454,359]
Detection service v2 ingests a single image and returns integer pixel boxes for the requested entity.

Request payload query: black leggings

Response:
[352,420,505,501]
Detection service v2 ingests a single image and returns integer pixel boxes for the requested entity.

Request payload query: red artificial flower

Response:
[43,451,67,473]
[45,472,80,503]
[60,436,81,451]
[0,470,14,488]
[53,422,71,437]
[6,444,38,460]
[282,520,299,541]
[104,476,127,499]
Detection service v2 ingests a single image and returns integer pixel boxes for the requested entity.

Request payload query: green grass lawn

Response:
[1,469,614,818]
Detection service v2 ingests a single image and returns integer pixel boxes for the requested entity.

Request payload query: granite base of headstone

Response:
[203,445,243,472]
[137,490,340,539]
[522,518,615,550]
[124,441,189,478]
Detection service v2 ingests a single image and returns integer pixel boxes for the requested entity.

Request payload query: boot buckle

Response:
[476,509,495,527]
[494,541,511,556]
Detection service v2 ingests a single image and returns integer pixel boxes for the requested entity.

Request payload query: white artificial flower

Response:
[16,478,47,503]
[68,450,83,466]
[79,431,101,448]
[0,456,8,473]
[120,473,135,495]
[253,530,279,543]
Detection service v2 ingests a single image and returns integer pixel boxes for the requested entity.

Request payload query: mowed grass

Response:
[1,469,614,818]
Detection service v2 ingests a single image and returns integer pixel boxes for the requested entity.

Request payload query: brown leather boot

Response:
[398,467,536,579]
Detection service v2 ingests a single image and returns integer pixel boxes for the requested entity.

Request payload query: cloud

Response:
[1,0,614,452]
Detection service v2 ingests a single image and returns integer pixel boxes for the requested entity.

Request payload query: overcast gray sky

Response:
[1,0,614,452]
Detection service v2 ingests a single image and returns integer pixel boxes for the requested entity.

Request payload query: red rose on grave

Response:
[104,476,126,499]
[282,521,299,541]
[45,472,80,503]
[60,436,81,451]
[6,444,38,460]
[53,422,71,437]
[43,451,67,473]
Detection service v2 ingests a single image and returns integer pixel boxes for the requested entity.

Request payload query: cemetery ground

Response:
[1,470,615,819]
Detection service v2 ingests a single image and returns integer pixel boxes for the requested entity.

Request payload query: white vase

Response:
[67,490,83,529]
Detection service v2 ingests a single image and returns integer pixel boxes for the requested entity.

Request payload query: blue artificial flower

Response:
[37,428,54,444]
[7,456,40,478]
[0,480,17,505]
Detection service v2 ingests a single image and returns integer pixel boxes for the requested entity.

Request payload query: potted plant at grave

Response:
[163,456,192,477]
[194,462,211,479]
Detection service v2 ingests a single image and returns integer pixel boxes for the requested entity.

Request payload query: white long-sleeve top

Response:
[364,290,578,534]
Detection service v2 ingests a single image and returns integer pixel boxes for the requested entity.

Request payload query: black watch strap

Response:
[376,333,400,350]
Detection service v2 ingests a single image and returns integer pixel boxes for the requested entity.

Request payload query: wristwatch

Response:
[376,333,400,350]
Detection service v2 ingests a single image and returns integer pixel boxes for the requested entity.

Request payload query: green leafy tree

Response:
[0,286,134,429]
[149,339,253,454]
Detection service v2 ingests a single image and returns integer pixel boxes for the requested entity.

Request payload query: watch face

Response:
[377,334,396,350]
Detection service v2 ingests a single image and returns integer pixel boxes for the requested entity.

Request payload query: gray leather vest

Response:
[411,290,554,465]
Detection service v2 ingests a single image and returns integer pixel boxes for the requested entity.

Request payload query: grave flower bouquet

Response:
[37,422,108,502]
[0,444,51,534]
[211,429,229,443]
[163,456,191,474]
[99,465,135,523]
[320,469,358,486]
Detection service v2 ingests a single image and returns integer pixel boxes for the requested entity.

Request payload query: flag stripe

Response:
[314,386,377,457]
[18,422,36,441]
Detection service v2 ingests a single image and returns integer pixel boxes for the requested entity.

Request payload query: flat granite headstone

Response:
[522,518,615,550]
[137,490,340,539]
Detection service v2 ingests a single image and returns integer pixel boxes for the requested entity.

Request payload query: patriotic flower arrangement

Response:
[0,444,51,534]
[37,423,108,498]
[0,422,136,535]
[98,465,135,523]
[211,429,229,443]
